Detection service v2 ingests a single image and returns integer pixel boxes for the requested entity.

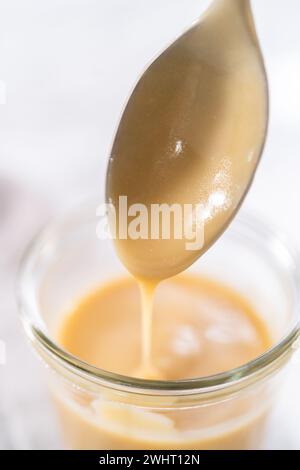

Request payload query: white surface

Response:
[0,0,300,449]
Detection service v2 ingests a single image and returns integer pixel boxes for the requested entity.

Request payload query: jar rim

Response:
[17,203,300,396]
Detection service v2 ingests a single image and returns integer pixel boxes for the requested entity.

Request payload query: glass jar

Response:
[17,201,300,449]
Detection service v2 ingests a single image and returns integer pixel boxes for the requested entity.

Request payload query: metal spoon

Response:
[106,0,268,280]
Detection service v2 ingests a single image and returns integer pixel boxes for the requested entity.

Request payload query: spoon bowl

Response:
[106,0,268,280]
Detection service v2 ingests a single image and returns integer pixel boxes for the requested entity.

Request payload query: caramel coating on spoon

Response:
[106,0,268,281]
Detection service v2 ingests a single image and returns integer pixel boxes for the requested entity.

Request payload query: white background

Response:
[0,0,300,449]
